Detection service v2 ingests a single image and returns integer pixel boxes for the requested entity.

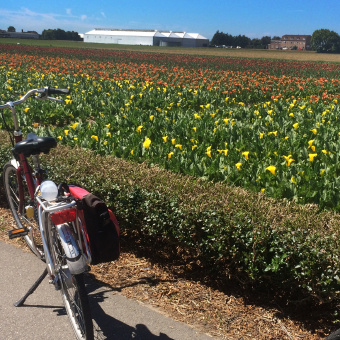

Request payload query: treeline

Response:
[210,30,277,48]
[41,28,82,41]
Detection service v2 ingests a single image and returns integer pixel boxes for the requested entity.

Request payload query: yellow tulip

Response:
[70,122,79,130]
[143,137,151,149]
[206,146,212,157]
[309,153,317,162]
[242,151,249,160]
[308,140,314,148]
[266,166,276,175]
[287,158,294,166]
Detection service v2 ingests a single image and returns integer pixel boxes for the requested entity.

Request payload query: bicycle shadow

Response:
[85,277,174,340]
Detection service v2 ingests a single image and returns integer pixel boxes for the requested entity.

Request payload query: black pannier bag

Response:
[68,186,120,265]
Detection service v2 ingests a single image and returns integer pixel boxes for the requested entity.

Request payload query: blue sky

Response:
[0,0,339,40]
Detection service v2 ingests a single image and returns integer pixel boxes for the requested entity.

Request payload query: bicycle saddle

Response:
[12,133,57,157]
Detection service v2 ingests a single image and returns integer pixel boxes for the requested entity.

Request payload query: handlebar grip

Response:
[47,87,70,95]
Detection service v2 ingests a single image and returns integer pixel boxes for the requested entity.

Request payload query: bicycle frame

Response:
[15,154,43,213]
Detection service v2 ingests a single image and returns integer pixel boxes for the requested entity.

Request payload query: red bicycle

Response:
[1,87,94,340]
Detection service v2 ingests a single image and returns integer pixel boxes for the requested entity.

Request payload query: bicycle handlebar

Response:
[0,86,71,110]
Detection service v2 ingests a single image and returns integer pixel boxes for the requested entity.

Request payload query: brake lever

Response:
[34,93,65,103]
[48,96,65,103]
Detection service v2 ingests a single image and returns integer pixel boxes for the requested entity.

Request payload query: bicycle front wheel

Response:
[3,162,44,259]
[49,223,94,340]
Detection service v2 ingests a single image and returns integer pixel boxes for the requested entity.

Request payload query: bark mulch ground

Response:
[0,204,335,339]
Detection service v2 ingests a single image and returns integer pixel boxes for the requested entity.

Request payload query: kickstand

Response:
[14,268,48,307]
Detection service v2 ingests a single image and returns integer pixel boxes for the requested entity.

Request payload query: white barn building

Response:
[84,29,209,47]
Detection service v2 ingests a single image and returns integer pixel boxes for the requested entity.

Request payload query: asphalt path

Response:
[0,240,218,340]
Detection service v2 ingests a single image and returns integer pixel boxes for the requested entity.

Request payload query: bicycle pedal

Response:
[8,227,29,239]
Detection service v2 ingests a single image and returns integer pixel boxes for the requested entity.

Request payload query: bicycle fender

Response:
[56,223,88,275]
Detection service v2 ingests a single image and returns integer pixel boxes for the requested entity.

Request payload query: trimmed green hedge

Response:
[1,137,340,306]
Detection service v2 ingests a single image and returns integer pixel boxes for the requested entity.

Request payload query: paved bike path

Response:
[0,241,218,340]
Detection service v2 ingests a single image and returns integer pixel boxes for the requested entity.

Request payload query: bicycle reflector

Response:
[50,209,76,225]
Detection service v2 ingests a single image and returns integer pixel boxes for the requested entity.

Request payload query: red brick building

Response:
[268,35,312,50]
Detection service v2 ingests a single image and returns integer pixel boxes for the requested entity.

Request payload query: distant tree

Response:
[210,31,235,46]
[224,33,235,46]
[7,26,15,32]
[41,29,54,40]
[211,30,225,46]
[311,29,340,53]
[261,36,271,47]
[251,38,262,48]
[41,28,82,41]
[211,31,270,49]
[272,36,281,40]
[234,35,251,48]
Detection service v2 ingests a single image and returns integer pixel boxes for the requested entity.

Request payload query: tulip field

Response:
[1,44,340,209]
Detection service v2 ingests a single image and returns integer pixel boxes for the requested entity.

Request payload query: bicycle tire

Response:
[49,222,94,340]
[3,162,44,259]
[325,328,340,339]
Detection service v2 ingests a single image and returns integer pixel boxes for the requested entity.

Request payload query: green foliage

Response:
[41,29,82,41]
[312,29,340,53]
[1,138,338,305]
[210,30,270,48]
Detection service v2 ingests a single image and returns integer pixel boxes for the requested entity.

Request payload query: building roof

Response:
[282,34,311,38]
